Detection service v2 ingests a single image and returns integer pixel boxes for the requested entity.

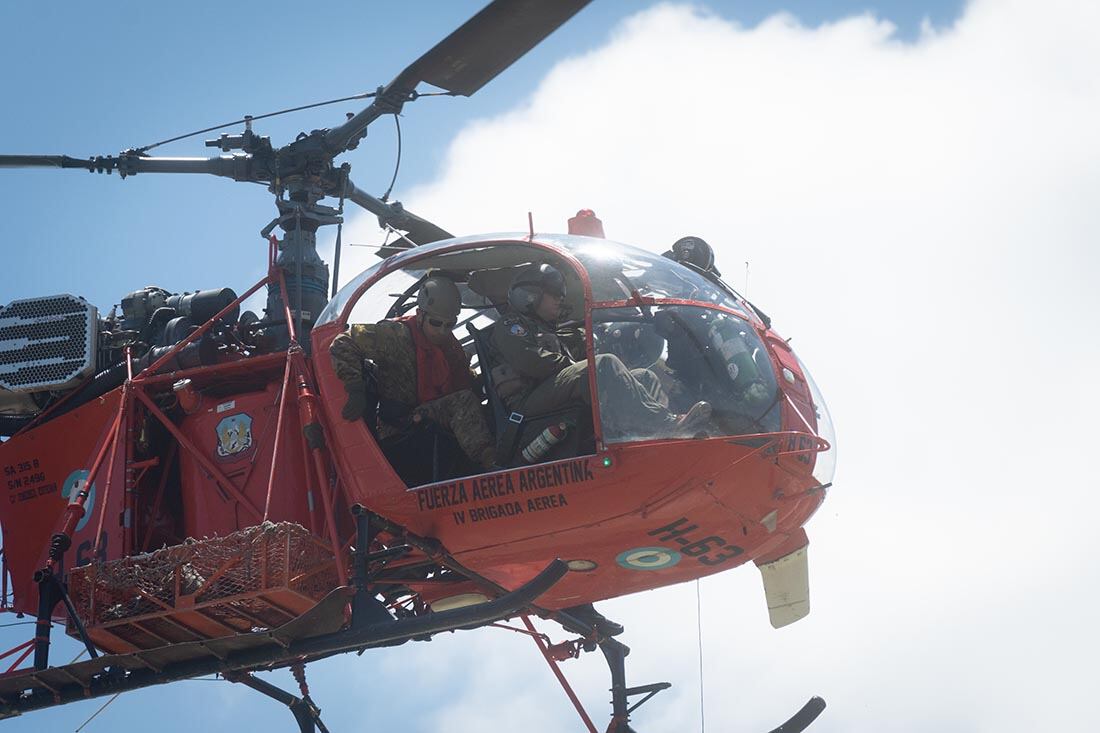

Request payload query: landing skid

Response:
[367,513,827,733]
[767,696,827,733]
[533,609,826,733]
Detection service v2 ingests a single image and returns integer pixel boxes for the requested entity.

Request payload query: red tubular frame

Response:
[1,640,35,674]
[49,394,126,573]
[139,443,178,552]
[134,389,264,522]
[92,379,130,556]
[263,354,295,520]
[5,234,354,676]
[40,234,348,574]
[290,351,347,586]
[521,616,599,733]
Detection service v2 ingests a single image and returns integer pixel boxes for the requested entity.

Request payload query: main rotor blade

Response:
[326,0,591,154]
[394,0,592,97]
[0,153,254,180]
[0,155,101,169]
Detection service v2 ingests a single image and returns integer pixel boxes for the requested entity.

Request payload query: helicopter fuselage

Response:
[0,232,833,646]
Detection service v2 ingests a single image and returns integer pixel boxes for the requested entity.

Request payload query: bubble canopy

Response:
[316,233,754,327]
[316,232,806,445]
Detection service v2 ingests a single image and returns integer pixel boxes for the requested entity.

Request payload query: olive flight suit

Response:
[489,312,676,441]
[331,321,496,469]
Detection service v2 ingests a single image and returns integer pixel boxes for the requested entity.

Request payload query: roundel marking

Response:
[616,546,682,571]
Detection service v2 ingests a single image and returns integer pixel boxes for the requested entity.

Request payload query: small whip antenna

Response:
[697,578,706,733]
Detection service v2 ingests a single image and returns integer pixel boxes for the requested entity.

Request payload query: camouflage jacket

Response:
[330,320,419,409]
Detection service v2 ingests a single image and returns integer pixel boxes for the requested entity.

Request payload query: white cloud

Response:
[337,1,1100,730]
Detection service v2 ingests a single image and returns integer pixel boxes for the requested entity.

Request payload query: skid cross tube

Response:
[600,638,671,733]
[31,567,98,671]
[230,673,330,733]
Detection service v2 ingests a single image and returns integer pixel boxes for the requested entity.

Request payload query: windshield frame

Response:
[589,300,783,445]
[316,233,783,455]
[317,234,594,330]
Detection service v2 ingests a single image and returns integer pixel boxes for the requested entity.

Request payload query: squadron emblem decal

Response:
[216,413,254,459]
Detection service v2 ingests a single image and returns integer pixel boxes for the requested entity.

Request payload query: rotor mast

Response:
[0,0,593,348]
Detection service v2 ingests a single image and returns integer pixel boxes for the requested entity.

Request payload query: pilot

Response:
[594,322,665,372]
[330,274,496,470]
[663,235,722,277]
[655,308,773,423]
[490,263,711,440]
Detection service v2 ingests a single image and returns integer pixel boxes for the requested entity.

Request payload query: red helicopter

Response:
[0,1,834,731]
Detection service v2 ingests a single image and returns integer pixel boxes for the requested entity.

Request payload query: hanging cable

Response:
[73,692,120,733]
[380,113,402,203]
[697,578,706,733]
[0,621,37,629]
[136,89,453,153]
[136,91,379,152]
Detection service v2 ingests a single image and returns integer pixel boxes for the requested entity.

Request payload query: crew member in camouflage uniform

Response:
[330,274,496,470]
[490,264,711,440]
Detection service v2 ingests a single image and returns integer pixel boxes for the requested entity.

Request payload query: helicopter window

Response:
[317,235,587,327]
[344,268,421,325]
[797,354,836,486]
[320,239,598,479]
[546,235,748,314]
[592,305,781,443]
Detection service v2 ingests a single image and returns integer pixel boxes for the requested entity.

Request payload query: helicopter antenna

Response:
[697,579,707,733]
[74,692,121,733]
[744,261,751,297]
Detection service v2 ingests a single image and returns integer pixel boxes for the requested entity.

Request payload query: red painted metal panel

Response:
[176,379,311,539]
[0,390,125,614]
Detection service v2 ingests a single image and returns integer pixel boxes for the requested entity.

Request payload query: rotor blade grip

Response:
[345,183,453,245]
[324,99,389,156]
[344,183,388,217]
[123,156,253,180]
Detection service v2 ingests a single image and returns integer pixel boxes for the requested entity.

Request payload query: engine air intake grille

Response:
[0,294,97,392]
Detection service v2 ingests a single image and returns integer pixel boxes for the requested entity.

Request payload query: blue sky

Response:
[0,0,960,313]
[16,2,1100,733]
